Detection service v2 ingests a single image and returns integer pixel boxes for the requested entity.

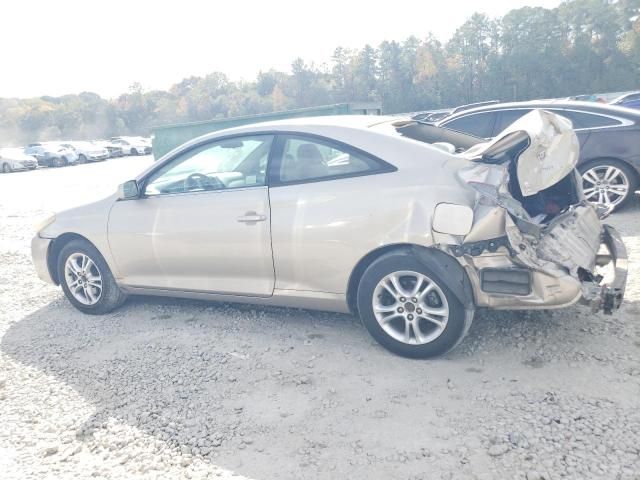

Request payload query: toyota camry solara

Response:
[31,112,628,358]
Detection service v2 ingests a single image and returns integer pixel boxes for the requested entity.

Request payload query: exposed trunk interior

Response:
[507,162,581,223]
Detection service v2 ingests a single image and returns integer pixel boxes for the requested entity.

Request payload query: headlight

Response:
[35,214,56,233]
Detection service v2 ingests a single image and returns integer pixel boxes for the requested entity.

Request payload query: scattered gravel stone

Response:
[1,161,640,480]
[487,444,509,456]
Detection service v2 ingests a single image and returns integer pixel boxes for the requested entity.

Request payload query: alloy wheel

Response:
[372,270,449,345]
[64,253,103,305]
[582,165,630,209]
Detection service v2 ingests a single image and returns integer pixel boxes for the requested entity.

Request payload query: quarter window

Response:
[144,135,273,196]
[277,136,384,183]
[552,110,621,129]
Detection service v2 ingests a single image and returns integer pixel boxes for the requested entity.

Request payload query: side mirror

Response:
[117,180,140,200]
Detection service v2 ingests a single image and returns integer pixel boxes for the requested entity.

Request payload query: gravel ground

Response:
[0,158,639,480]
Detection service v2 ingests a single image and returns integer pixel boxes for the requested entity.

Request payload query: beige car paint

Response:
[108,186,275,296]
[33,112,622,316]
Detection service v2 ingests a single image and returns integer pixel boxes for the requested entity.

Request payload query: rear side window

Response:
[493,109,532,135]
[553,110,622,129]
[276,136,389,184]
[441,112,498,138]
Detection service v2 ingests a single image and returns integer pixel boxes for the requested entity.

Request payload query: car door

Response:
[107,134,276,296]
[267,134,396,294]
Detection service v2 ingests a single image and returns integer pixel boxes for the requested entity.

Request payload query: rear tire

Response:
[57,239,127,315]
[357,250,471,358]
[579,159,638,211]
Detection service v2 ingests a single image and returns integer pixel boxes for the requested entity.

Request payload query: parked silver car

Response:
[0,147,38,172]
[60,141,109,163]
[31,112,627,358]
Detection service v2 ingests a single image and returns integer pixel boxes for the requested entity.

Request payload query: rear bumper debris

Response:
[581,225,627,314]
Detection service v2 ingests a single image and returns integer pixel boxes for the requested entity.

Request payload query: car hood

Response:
[460,109,579,196]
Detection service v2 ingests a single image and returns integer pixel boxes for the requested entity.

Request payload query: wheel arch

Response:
[346,243,475,315]
[47,232,101,285]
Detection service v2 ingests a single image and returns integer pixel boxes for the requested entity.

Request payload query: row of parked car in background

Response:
[411,90,640,211]
[0,136,152,173]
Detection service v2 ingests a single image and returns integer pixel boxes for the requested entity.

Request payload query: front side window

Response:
[442,112,498,138]
[144,135,273,196]
[277,136,383,183]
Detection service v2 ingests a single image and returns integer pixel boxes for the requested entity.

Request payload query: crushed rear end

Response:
[432,110,627,313]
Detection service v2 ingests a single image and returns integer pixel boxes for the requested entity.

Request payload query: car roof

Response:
[228,114,400,131]
[438,100,640,122]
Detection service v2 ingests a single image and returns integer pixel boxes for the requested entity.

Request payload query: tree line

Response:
[1,0,638,146]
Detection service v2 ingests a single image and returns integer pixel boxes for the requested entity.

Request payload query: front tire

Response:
[357,251,471,358]
[52,157,63,168]
[78,154,87,164]
[57,239,127,314]
[1,162,11,173]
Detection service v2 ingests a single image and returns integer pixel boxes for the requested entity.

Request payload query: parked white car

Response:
[93,140,124,158]
[60,141,109,163]
[0,147,38,172]
[110,137,152,156]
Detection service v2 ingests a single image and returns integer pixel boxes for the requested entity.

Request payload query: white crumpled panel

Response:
[514,110,579,196]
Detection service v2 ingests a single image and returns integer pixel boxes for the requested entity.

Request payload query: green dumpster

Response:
[151,102,382,160]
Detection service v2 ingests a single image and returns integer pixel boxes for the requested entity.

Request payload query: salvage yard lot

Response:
[0,157,639,479]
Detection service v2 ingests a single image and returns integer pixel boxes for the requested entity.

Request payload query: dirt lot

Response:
[0,158,639,480]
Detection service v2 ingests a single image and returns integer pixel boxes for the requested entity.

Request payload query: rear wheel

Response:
[579,159,637,211]
[78,154,87,164]
[57,239,127,314]
[357,251,471,358]
[2,163,11,173]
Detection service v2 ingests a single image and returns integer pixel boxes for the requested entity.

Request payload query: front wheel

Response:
[2,163,11,173]
[57,239,127,314]
[579,159,637,211]
[78,154,87,164]
[357,251,471,358]
[52,157,63,168]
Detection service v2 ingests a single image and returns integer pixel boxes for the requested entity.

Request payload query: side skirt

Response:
[118,285,351,314]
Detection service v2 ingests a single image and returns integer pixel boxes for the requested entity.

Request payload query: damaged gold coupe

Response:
[32,111,627,358]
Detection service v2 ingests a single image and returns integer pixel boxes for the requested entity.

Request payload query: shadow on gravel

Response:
[3,205,638,478]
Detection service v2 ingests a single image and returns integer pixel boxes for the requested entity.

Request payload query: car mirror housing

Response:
[117,180,140,200]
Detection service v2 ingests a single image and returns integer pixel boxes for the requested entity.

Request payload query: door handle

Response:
[237,212,267,223]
